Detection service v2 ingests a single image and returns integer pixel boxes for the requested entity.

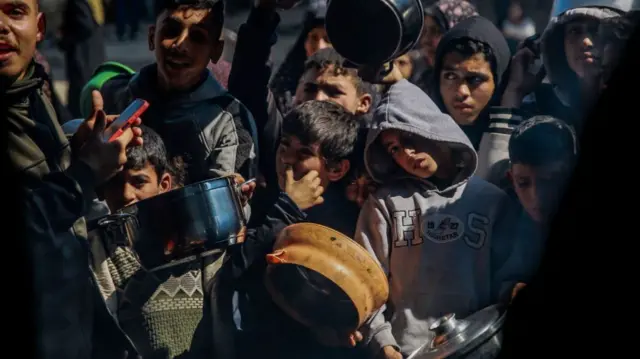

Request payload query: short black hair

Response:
[154,0,224,35]
[508,116,578,167]
[439,38,497,74]
[124,125,171,179]
[282,100,362,166]
[303,47,372,96]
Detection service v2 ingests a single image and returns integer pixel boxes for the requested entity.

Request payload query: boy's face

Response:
[149,7,223,91]
[509,161,570,223]
[439,51,495,126]
[563,19,599,79]
[380,129,451,179]
[276,134,348,192]
[394,54,414,80]
[304,26,332,57]
[294,65,372,115]
[102,162,173,212]
[0,0,44,83]
[418,15,443,66]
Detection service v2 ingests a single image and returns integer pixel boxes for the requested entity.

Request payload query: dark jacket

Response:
[228,6,283,189]
[206,191,366,359]
[5,61,134,359]
[100,64,258,183]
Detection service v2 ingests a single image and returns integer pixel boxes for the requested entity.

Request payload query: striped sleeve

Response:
[486,106,534,136]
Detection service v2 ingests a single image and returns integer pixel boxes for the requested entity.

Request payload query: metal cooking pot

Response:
[407,304,507,359]
[93,176,248,269]
[325,0,425,67]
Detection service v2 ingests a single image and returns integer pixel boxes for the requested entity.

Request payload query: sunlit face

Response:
[510,161,570,223]
[418,15,443,66]
[304,26,332,57]
[149,7,223,92]
[439,52,495,125]
[102,163,173,212]
[394,54,414,79]
[276,134,330,191]
[0,0,44,83]
[294,65,371,115]
[379,129,452,179]
[564,19,599,79]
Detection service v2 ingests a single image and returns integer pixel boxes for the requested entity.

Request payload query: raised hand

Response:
[284,167,324,210]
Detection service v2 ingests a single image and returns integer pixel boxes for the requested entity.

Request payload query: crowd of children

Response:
[4,0,639,358]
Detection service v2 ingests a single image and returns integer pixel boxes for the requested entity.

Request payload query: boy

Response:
[250,100,362,237]
[211,100,367,359]
[500,116,578,294]
[90,125,254,358]
[354,79,517,358]
[2,1,142,358]
[96,125,183,212]
[88,0,258,183]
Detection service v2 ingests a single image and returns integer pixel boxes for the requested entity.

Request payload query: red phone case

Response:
[107,100,149,142]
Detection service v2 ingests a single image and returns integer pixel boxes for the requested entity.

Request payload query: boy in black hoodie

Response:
[431,16,512,150]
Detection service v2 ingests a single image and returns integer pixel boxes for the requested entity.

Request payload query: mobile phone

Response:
[103,99,149,142]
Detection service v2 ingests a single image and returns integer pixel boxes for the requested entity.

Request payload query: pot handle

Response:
[266,249,287,265]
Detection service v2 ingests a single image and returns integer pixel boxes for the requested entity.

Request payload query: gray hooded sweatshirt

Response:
[354,80,518,356]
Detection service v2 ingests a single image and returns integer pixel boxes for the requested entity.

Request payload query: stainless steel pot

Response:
[93,176,248,269]
[325,0,425,66]
[407,304,507,359]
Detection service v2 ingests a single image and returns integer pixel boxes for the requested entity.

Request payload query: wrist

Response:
[501,86,525,107]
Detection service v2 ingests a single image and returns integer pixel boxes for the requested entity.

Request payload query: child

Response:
[355,79,518,358]
[86,0,258,183]
[498,116,578,299]
[508,116,578,226]
[250,100,363,237]
[90,125,256,358]
[210,100,368,359]
[97,125,184,211]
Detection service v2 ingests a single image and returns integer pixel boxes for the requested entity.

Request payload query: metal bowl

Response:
[94,176,246,269]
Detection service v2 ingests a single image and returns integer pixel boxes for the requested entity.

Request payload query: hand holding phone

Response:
[103,99,149,142]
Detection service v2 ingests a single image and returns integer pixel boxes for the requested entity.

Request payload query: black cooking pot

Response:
[407,304,506,359]
[325,0,424,66]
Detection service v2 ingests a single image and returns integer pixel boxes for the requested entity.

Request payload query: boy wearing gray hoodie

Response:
[354,79,518,358]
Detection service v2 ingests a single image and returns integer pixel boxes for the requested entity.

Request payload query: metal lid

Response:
[407,304,506,359]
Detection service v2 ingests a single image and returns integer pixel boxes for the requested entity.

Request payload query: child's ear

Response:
[159,173,173,193]
[209,39,224,64]
[356,93,373,115]
[506,168,514,184]
[327,160,351,182]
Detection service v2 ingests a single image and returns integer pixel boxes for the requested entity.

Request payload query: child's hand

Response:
[511,282,527,302]
[378,346,403,359]
[285,167,324,210]
[233,174,257,205]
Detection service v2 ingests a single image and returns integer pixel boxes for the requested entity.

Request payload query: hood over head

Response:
[425,0,479,31]
[541,4,624,98]
[431,16,512,147]
[365,79,477,194]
